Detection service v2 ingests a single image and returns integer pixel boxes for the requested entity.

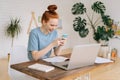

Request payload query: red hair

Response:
[41,5,59,23]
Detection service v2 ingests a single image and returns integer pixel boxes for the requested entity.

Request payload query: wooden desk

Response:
[91,58,120,80]
[11,54,113,80]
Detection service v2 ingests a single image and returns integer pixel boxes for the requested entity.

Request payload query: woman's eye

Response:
[50,25,54,26]
[50,24,57,27]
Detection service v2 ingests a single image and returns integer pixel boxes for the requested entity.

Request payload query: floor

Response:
[0,58,11,80]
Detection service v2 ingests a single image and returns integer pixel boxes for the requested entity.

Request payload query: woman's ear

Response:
[42,21,47,27]
[42,20,47,26]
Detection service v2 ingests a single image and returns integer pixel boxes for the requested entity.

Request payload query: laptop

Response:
[52,43,101,70]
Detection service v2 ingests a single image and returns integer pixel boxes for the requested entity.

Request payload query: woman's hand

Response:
[59,39,66,46]
[52,38,62,47]
[52,38,67,48]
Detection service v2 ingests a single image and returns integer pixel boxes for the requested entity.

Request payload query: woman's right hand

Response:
[52,38,62,47]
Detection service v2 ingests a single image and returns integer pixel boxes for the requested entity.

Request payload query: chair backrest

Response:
[9,45,29,64]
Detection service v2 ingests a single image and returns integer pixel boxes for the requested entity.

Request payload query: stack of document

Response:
[43,56,68,62]
[95,57,113,63]
[28,63,55,72]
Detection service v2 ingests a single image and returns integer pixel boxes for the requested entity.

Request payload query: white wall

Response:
[0,0,120,58]
[0,0,76,57]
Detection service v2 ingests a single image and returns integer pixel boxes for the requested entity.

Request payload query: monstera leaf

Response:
[94,26,105,41]
[73,17,88,37]
[94,26,114,42]
[79,28,89,37]
[107,28,114,38]
[72,2,86,15]
[73,17,86,31]
[92,1,106,14]
[94,32,100,42]
[102,14,113,27]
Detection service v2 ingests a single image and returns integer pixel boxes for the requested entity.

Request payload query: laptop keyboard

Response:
[62,64,68,68]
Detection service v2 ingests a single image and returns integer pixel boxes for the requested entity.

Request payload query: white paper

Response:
[43,56,68,62]
[28,63,54,72]
[95,57,113,63]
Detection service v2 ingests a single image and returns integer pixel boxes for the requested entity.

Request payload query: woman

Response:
[27,5,65,61]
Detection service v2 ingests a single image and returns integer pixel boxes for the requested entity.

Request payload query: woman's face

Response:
[43,18,58,33]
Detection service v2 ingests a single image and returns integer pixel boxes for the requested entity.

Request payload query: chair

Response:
[8,45,38,80]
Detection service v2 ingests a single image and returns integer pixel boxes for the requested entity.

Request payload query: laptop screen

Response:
[68,43,101,69]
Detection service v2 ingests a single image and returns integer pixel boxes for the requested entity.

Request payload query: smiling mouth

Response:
[49,29,53,32]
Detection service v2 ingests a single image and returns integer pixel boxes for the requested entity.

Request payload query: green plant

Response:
[6,18,21,47]
[71,1,114,43]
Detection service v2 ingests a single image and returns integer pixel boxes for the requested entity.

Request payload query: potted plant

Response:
[71,1,114,44]
[6,18,21,47]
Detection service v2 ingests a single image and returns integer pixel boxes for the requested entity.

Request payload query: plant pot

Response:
[99,40,108,46]
[98,45,111,58]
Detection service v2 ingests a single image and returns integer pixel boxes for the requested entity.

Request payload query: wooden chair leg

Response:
[8,53,10,62]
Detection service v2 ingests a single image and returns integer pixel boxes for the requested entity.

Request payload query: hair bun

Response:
[48,5,57,12]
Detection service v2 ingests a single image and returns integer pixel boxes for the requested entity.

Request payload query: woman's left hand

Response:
[59,39,66,46]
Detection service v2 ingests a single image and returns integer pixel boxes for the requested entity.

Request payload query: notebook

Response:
[43,56,68,62]
[28,63,55,72]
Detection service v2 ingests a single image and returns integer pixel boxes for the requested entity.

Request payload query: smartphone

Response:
[62,34,68,40]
